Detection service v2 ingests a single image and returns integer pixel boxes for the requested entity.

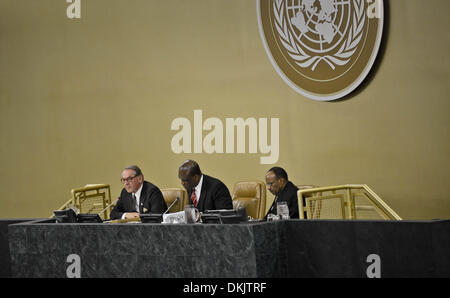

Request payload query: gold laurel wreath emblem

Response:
[274,0,366,71]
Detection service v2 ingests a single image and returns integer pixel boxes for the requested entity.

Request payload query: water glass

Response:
[184,204,200,224]
[277,201,290,220]
[267,213,280,221]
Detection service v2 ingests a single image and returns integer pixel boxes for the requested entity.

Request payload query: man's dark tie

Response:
[191,188,198,207]
[270,195,278,213]
[132,194,138,212]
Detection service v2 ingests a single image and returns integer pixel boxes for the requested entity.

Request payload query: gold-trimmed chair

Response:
[161,188,188,213]
[231,181,267,219]
[52,184,113,220]
[297,184,402,220]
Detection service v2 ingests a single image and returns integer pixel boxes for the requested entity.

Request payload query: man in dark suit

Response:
[110,165,167,220]
[178,160,233,213]
[263,167,300,220]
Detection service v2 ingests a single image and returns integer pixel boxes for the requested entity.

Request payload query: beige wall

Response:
[0,0,449,219]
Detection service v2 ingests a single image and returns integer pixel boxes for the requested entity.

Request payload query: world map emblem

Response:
[257,0,384,101]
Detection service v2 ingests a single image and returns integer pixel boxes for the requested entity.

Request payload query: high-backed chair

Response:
[231,181,266,219]
[161,188,188,213]
[53,184,113,220]
[297,184,402,220]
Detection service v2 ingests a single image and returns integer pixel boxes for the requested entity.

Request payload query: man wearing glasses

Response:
[263,167,300,220]
[110,165,167,220]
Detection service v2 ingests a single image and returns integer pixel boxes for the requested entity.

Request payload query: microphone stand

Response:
[98,198,119,216]
[164,197,180,214]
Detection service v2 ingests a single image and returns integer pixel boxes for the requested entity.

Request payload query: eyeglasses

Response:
[120,175,137,183]
[266,180,279,187]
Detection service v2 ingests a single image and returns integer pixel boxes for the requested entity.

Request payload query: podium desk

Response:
[7,219,450,278]
[0,219,47,278]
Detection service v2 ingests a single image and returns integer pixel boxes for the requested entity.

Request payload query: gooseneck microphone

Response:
[98,198,119,216]
[164,197,180,214]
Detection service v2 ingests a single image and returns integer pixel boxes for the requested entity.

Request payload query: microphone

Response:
[164,197,180,214]
[67,204,79,215]
[98,198,119,215]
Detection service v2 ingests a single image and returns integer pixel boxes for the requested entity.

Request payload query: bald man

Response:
[178,160,233,213]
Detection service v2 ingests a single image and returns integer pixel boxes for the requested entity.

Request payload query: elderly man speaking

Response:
[110,165,167,220]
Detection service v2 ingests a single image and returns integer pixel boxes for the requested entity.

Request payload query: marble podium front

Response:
[8,219,287,278]
[7,219,449,278]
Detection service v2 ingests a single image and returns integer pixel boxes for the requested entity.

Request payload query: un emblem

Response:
[257,0,384,101]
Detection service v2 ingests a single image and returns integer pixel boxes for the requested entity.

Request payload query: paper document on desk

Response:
[163,211,185,224]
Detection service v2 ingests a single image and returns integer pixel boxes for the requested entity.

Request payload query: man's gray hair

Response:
[124,165,143,177]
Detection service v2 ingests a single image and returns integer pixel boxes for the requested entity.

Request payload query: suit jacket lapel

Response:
[198,175,208,210]
[125,192,133,211]
[187,188,193,204]
[138,182,147,213]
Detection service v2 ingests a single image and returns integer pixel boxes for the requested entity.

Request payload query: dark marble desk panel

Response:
[7,219,450,278]
[0,219,46,277]
[9,219,284,278]
[284,220,450,277]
